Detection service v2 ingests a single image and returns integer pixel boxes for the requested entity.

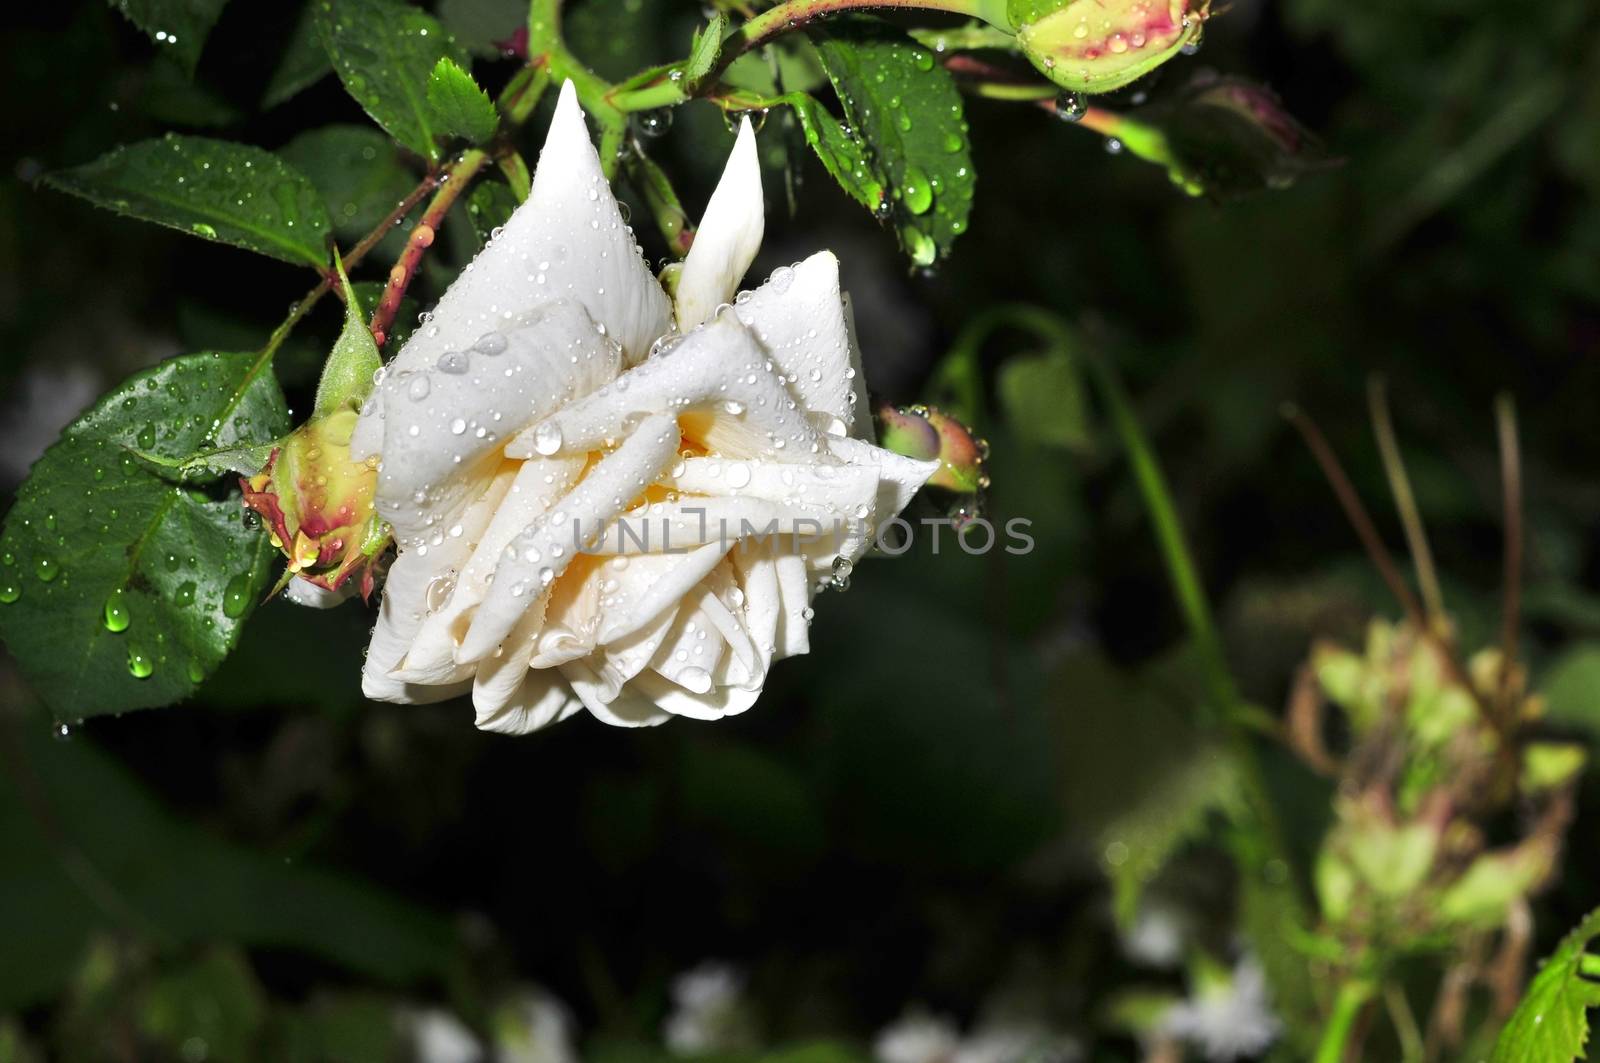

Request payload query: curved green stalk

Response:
[1314,980,1375,1063]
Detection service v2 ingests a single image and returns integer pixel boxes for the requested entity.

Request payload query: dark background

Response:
[2,0,1598,1058]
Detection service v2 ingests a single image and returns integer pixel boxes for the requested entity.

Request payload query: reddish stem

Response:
[369,150,492,348]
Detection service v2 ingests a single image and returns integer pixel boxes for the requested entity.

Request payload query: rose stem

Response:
[368,149,493,348]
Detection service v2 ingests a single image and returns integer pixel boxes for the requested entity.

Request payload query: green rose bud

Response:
[1011,0,1209,95]
[241,254,389,600]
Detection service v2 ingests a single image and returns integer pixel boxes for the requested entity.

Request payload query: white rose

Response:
[351,81,939,733]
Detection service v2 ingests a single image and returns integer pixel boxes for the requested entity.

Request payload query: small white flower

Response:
[495,988,579,1063]
[1161,957,1282,1061]
[400,1007,483,1063]
[1121,903,1186,969]
[664,962,754,1055]
[353,81,938,732]
[875,1012,960,1063]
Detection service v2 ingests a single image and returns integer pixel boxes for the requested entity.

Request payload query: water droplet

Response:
[127,645,154,679]
[0,581,17,604]
[104,588,131,632]
[174,581,196,607]
[407,374,431,401]
[436,350,470,374]
[1055,91,1087,122]
[136,424,157,449]
[533,421,563,456]
[474,331,507,355]
[222,574,251,618]
[634,108,672,137]
[35,557,59,583]
[829,555,853,591]
[901,166,933,215]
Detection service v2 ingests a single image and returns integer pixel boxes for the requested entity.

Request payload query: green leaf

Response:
[263,3,332,108]
[139,57,243,126]
[811,18,976,265]
[998,347,1093,451]
[1542,644,1600,729]
[437,0,524,56]
[425,57,498,145]
[1437,843,1554,929]
[0,351,290,720]
[106,0,232,76]
[278,124,417,243]
[45,135,332,268]
[137,947,266,1060]
[316,0,469,162]
[464,177,519,247]
[786,93,881,215]
[683,11,727,90]
[1099,740,1242,925]
[1492,907,1600,1062]
[0,722,454,1010]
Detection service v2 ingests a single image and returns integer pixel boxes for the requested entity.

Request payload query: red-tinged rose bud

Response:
[1012,0,1209,95]
[242,252,389,600]
[876,403,991,526]
[1110,74,1333,200]
[242,409,386,599]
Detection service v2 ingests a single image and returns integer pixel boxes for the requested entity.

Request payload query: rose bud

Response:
[1141,74,1331,199]
[1088,74,1331,200]
[1013,0,1209,95]
[875,403,990,526]
[241,258,389,603]
[242,409,386,601]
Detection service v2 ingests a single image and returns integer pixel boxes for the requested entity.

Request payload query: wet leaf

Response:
[0,351,290,719]
[1492,906,1600,1062]
[315,0,469,162]
[107,0,232,76]
[263,2,331,108]
[425,56,498,144]
[811,18,976,265]
[45,135,331,267]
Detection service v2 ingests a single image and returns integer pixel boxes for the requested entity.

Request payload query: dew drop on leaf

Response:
[104,588,131,632]
[127,645,154,679]
[222,573,251,618]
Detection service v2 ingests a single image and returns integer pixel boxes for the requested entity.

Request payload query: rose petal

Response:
[366,300,619,547]
[377,80,669,378]
[475,653,582,735]
[363,549,473,704]
[732,251,865,435]
[283,575,356,609]
[675,117,764,331]
[394,455,586,680]
[560,658,672,727]
[521,313,824,462]
[595,541,731,644]
[458,414,681,661]
[826,436,941,543]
